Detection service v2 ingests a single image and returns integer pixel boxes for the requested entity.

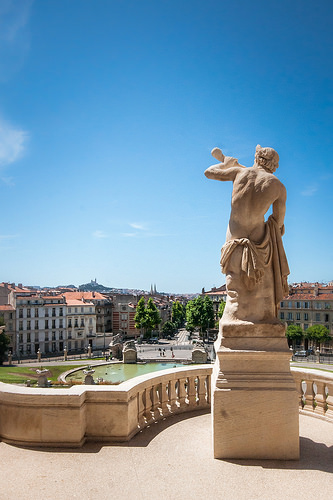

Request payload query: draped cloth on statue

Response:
[220,215,289,306]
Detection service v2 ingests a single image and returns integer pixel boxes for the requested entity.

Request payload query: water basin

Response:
[66,362,187,384]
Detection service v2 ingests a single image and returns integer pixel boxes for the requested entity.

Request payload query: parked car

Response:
[294,350,307,357]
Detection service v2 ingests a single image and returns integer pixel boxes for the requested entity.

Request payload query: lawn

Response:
[0,365,87,385]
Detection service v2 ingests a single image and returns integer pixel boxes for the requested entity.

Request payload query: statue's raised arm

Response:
[204,147,246,182]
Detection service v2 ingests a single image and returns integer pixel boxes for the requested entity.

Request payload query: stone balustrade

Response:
[0,365,331,448]
[0,365,211,448]
[291,367,333,422]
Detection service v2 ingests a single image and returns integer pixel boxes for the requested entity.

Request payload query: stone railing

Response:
[0,365,331,448]
[291,367,333,422]
[0,365,212,448]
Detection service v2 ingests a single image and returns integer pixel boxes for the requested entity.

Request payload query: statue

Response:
[205,145,299,460]
[204,145,289,325]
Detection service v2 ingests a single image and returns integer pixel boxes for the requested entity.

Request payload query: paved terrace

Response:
[0,410,332,500]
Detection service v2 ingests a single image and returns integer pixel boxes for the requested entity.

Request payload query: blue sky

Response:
[0,0,332,293]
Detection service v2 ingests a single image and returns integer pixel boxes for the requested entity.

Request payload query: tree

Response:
[145,297,161,335]
[161,320,177,337]
[171,301,185,329]
[134,297,148,336]
[218,300,226,319]
[185,296,215,337]
[305,325,331,348]
[0,317,10,365]
[286,324,304,349]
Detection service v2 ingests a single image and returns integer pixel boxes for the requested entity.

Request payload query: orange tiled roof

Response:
[284,294,333,301]
[63,292,107,301]
[0,305,15,311]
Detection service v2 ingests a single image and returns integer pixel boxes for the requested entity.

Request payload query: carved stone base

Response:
[212,320,299,460]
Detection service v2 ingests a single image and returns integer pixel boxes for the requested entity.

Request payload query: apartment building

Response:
[0,304,16,352]
[65,298,96,351]
[16,293,66,356]
[202,285,227,321]
[279,282,333,350]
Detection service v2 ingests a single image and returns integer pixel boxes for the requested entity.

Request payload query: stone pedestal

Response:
[212,321,299,460]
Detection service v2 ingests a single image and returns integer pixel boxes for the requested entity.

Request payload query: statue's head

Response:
[254,145,279,173]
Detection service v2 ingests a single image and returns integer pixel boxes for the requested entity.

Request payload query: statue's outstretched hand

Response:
[211,147,225,162]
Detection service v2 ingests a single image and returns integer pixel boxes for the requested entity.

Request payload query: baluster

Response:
[187,375,197,408]
[197,375,208,408]
[158,381,169,416]
[150,385,160,421]
[137,389,146,429]
[178,377,188,411]
[168,379,179,413]
[143,387,154,425]
[205,374,211,405]
[325,384,333,419]
[301,380,307,409]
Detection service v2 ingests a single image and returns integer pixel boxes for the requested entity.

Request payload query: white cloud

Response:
[0,118,28,168]
[92,230,108,239]
[121,232,137,238]
[129,222,148,231]
[301,185,318,196]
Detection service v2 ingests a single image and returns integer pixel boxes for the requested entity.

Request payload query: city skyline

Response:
[1,1,332,293]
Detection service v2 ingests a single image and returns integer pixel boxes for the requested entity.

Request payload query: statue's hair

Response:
[255,145,279,172]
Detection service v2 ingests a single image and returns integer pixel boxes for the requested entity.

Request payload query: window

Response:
[45,333,49,341]
[74,319,79,328]
[304,313,308,321]
[27,320,31,330]
[52,319,56,329]
[80,319,84,327]
[19,321,23,331]
[27,308,31,317]
[60,307,63,316]
[35,320,39,330]
[89,318,92,325]
[19,309,23,318]
[19,334,23,343]
[27,333,31,343]
[35,333,39,342]
[68,319,72,328]
[296,313,300,321]
[59,319,63,328]
[288,301,292,308]
[325,314,329,322]
[75,308,78,313]
[296,302,301,309]
[68,307,71,314]
[52,332,56,341]
[280,302,284,308]
[280,312,284,320]
[59,331,63,340]
[45,309,49,317]
[45,320,49,329]
[315,313,320,321]
[81,307,84,313]
[52,308,56,317]
[304,302,309,309]
[325,303,330,310]
[35,308,39,317]
[287,312,293,320]
[304,324,309,330]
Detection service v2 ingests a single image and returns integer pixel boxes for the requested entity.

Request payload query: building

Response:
[202,285,227,321]
[0,304,16,353]
[279,282,333,351]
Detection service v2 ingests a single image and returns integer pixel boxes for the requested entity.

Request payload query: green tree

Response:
[134,297,147,336]
[171,301,185,329]
[145,298,161,336]
[218,300,226,319]
[185,296,215,337]
[286,324,304,349]
[305,325,331,347]
[0,317,10,365]
[161,320,177,337]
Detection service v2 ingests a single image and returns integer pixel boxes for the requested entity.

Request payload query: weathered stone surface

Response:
[205,145,299,459]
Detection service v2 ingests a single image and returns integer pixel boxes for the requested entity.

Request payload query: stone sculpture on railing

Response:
[205,145,299,459]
